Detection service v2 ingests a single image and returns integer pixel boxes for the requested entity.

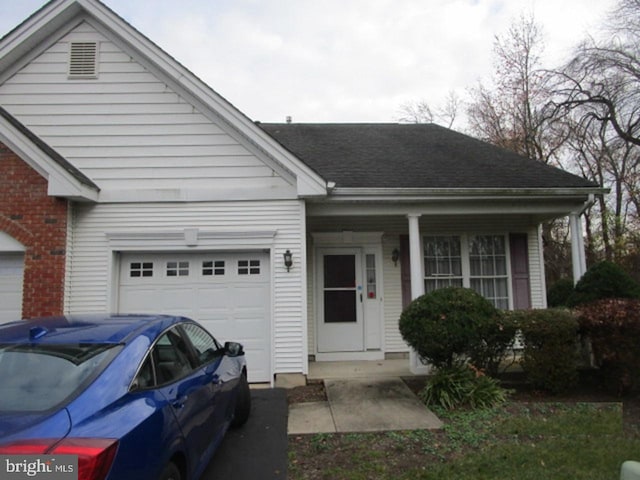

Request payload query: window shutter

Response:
[68,42,98,78]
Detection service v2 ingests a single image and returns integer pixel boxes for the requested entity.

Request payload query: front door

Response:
[317,249,364,353]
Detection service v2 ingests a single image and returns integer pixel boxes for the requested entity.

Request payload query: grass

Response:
[288,402,639,480]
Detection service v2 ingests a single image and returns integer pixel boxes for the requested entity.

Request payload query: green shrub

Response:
[568,261,640,307]
[468,312,518,377]
[577,298,640,394]
[547,278,575,307]
[512,309,580,393]
[399,287,500,369]
[419,364,510,410]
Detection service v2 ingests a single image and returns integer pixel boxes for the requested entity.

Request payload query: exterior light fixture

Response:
[391,248,400,267]
[283,249,293,272]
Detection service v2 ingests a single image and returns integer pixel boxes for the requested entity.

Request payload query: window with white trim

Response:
[202,260,225,276]
[423,236,463,292]
[365,254,377,299]
[130,262,153,278]
[423,234,510,309]
[469,235,509,309]
[167,261,189,277]
[238,259,260,275]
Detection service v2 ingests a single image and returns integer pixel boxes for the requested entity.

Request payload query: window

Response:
[203,260,225,276]
[366,254,376,299]
[0,343,121,411]
[423,236,463,293]
[469,235,509,309]
[167,261,189,277]
[181,323,221,365]
[238,259,260,275]
[422,234,510,309]
[153,328,194,385]
[130,262,153,278]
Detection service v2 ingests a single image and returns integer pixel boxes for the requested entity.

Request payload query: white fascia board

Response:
[0,117,98,202]
[0,0,81,76]
[80,0,327,198]
[307,190,600,217]
[328,187,608,199]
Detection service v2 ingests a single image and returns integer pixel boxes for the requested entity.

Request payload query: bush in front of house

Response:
[399,287,501,369]
[547,278,575,307]
[568,261,640,307]
[511,308,580,393]
[419,364,510,410]
[468,311,518,377]
[577,298,640,395]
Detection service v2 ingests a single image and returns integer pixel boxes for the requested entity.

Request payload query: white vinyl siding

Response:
[0,22,295,201]
[66,200,307,376]
[382,236,405,353]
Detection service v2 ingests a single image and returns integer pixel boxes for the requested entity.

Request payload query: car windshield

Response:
[0,343,121,412]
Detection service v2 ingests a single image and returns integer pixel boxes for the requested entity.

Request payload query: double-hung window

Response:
[468,235,509,309]
[423,236,463,292]
[423,234,509,309]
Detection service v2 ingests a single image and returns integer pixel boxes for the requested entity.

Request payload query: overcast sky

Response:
[1,0,618,127]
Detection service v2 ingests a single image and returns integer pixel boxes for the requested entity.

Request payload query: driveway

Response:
[201,388,288,479]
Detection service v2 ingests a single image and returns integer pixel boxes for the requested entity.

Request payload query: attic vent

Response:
[68,42,98,78]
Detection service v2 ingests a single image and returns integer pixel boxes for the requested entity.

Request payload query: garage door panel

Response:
[119,252,271,383]
[0,254,24,323]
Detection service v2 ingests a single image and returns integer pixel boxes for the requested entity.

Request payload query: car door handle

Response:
[172,395,188,409]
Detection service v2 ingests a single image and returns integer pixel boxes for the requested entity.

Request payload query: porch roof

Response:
[260,123,600,191]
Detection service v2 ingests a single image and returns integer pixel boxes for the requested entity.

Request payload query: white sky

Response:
[1,0,618,126]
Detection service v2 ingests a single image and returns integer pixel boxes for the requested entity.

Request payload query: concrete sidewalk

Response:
[288,377,443,434]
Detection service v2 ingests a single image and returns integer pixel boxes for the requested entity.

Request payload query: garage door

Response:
[118,252,271,383]
[0,253,24,323]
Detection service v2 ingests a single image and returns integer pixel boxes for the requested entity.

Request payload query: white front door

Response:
[316,248,364,353]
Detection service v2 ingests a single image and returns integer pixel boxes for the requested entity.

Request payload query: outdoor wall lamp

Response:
[391,248,400,267]
[283,249,293,272]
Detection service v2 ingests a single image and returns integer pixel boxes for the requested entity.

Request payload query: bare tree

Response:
[466,14,563,164]
[560,113,639,261]
[551,0,640,147]
[397,90,460,128]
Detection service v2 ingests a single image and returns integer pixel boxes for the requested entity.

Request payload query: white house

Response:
[0,0,604,383]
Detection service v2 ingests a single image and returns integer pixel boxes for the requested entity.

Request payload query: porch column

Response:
[407,214,429,374]
[569,212,587,284]
[408,213,424,300]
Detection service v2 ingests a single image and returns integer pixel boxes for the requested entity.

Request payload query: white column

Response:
[407,213,429,374]
[408,213,424,300]
[569,213,586,284]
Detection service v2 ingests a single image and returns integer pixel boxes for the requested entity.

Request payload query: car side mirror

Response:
[224,341,245,357]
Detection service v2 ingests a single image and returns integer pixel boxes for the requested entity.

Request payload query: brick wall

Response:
[0,142,68,318]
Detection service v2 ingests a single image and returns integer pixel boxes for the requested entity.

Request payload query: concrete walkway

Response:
[288,377,443,434]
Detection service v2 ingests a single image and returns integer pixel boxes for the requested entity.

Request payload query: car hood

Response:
[0,409,71,447]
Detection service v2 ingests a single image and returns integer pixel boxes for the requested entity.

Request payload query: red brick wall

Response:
[0,142,68,318]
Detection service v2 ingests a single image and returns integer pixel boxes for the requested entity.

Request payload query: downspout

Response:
[571,194,596,284]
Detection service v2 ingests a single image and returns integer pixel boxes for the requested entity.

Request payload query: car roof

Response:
[0,314,189,345]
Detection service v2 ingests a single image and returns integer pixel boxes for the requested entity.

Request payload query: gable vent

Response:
[68,42,98,78]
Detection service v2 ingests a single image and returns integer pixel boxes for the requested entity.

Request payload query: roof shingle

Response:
[260,123,597,190]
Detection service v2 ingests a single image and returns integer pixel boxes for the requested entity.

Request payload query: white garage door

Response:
[118,251,271,383]
[0,253,24,323]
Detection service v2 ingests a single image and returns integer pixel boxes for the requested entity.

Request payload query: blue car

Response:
[0,314,251,480]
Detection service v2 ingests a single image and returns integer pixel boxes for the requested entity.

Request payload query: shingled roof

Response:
[260,123,598,190]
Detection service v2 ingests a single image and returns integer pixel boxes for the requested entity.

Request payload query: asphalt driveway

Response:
[201,388,288,479]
